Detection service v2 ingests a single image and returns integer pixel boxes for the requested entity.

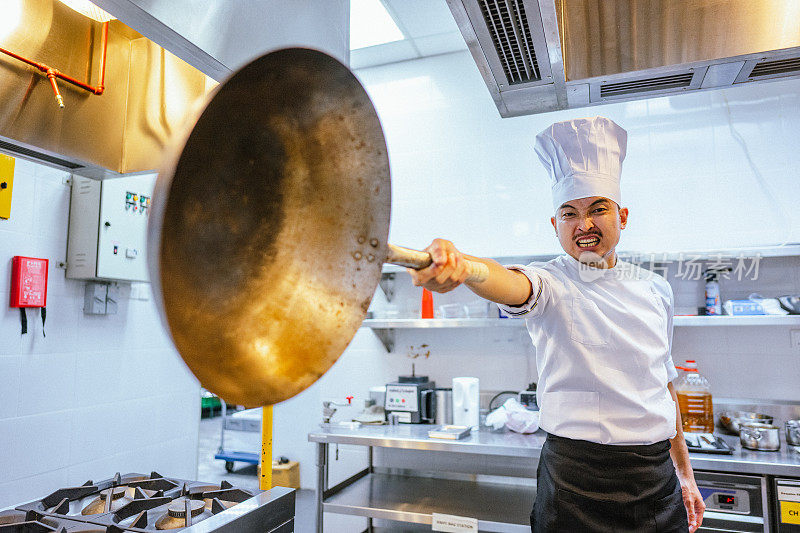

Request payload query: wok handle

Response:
[387,244,489,283]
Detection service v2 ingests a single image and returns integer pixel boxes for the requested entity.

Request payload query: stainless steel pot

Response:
[786,420,800,446]
[434,388,453,425]
[718,411,774,434]
[739,422,781,451]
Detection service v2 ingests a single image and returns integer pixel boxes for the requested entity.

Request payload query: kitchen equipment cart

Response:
[214,400,261,472]
[309,424,800,533]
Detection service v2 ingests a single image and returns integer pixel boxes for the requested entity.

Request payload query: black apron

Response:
[531,433,688,533]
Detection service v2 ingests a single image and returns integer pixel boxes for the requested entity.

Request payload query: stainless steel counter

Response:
[308,424,800,477]
[310,424,800,532]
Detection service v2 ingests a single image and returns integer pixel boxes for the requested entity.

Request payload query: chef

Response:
[409,117,705,532]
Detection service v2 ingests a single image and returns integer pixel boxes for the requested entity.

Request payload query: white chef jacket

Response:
[498,254,679,445]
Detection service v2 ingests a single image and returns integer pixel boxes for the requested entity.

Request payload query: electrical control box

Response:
[66,174,156,282]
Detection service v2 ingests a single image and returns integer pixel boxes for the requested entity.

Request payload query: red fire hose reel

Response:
[9,256,48,335]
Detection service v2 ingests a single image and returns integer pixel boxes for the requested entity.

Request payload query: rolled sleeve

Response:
[496,264,548,319]
[664,345,679,381]
[659,279,679,382]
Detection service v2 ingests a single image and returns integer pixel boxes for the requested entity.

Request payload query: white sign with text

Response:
[431,513,478,532]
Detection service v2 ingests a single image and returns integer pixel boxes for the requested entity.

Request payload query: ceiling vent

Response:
[590,69,706,102]
[600,73,693,98]
[447,0,800,117]
[478,0,541,85]
[0,139,84,170]
[449,0,552,96]
[750,57,800,77]
[735,54,800,83]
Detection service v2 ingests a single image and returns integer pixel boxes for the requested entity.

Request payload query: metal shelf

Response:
[673,315,800,326]
[365,526,432,533]
[322,472,533,533]
[365,316,800,329]
[362,316,800,351]
[363,319,522,351]
[364,318,522,328]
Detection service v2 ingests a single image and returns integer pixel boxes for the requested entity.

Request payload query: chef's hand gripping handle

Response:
[387,244,489,283]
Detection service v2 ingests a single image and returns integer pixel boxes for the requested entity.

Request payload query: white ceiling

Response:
[350,0,467,70]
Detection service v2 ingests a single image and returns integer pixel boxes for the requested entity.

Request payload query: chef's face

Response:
[551,196,628,268]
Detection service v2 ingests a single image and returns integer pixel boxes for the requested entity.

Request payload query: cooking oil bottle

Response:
[675,359,714,433]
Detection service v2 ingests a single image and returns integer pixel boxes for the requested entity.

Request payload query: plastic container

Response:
[705,271,722,315]
[438,303,466,318]
[464,300,489,318]
[675,360,714,433]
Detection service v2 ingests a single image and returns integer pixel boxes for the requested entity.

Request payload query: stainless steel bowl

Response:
[786,420,800,446]
[740,422,781,451]
[718,411,774,434]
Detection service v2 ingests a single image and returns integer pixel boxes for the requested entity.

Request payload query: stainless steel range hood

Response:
[447,0,800,117]
[0,0,348,175]
[90,0,349,80]
[0,0,209,176]
[0,0,350,178]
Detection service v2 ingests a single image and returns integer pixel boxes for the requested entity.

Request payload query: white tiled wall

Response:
[362,52,800,256]
[0,159,199,508]
[272,51,800,494]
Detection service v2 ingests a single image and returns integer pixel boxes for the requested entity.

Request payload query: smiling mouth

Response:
[575,235,601,248]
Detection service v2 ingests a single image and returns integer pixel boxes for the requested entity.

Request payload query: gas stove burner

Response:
[16,472,183,518]
[167,499,205,518]
[81,487,131,515]
[9,472,294,532]
[154,498,210,530]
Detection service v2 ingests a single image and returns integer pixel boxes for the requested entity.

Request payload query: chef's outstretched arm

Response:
[408,239,532,306]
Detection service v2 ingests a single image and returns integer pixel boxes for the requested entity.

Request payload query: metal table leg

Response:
[218,399,227,452]
[367,446,373,532]
[316,442,328,533]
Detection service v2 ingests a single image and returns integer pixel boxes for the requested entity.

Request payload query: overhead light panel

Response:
[59,0,116,23]
[350,0,404,50]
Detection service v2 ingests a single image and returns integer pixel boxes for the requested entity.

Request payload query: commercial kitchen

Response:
[0,0,799,532]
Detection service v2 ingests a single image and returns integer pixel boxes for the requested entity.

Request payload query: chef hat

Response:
[534,116,627,211]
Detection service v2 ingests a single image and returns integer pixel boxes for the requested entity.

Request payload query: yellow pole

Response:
[260,405,273,490]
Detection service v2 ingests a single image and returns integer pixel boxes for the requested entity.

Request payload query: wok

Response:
[149,48,487,407]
